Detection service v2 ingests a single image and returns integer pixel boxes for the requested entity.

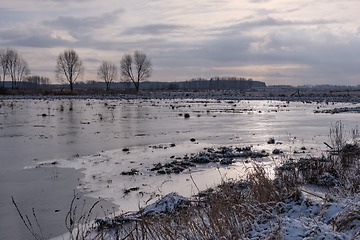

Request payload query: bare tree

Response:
[56,49,84,91]
[98,61,117,91]
[6,49,19,89]
[15,58,30,85]
[5,49,30,89]
[120,51,152,92]
[0,49,10,87]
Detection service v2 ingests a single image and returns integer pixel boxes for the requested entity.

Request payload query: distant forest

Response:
[3,76,266,91]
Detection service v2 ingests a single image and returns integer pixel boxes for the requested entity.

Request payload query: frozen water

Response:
[1,97,360,239]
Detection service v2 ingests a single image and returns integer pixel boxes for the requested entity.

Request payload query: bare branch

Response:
[55,49,84,91]
[120,51,152,92]
[98,61,117,91]
[120,54,134,81]
[0,49,10,87]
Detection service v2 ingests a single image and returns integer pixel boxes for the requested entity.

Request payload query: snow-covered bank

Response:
[90,190,360,239]
[80,140,360,239]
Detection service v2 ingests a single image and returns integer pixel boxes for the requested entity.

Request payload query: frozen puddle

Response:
[33,141,273,213]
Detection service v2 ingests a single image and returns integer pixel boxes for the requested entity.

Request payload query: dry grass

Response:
[95,163,301,239]
[275,121,360,191]
[11,196,45,240]
[64,192,103,240]
[12,191,106,240]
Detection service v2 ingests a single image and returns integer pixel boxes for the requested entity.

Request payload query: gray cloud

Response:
[170,17,337,64]
[124,24,186,35]
[11,34,71,48]
[43,9,124,33]
[157,20,360,85]
[220,16,338,34]
[0,8,28,24]
[0,28,72,48]
[191,37,253,64]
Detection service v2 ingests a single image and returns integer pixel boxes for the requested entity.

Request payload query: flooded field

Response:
[1,97,359,239]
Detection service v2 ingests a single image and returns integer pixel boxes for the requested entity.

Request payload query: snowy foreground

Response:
[54,179,360,240]
[91,192,360,240]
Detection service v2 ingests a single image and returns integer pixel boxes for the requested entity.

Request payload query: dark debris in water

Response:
[36,161,58,168]
[150,146,270,175]
[123,187,140,195]
[151,161,195,175]
[121,168,140,175]
[189,146,269,164]
[267,138,276,144]
[314,106,360,114]
[149,143,176,149]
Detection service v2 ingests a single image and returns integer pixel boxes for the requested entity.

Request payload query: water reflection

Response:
[1,99,359,171]
[119,100,151,139]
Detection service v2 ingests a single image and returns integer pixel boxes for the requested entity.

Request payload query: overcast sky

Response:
[1,0,360,86]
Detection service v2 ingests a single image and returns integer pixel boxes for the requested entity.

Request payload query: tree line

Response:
[0,48,152,92]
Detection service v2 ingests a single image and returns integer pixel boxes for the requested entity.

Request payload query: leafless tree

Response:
[120,51,152,92]
[0,49,10,87]
[98,61,117,91]
[6,49,19,89]
[55,49,84,91]
[15,58,30,85]
[5,49,30,89]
